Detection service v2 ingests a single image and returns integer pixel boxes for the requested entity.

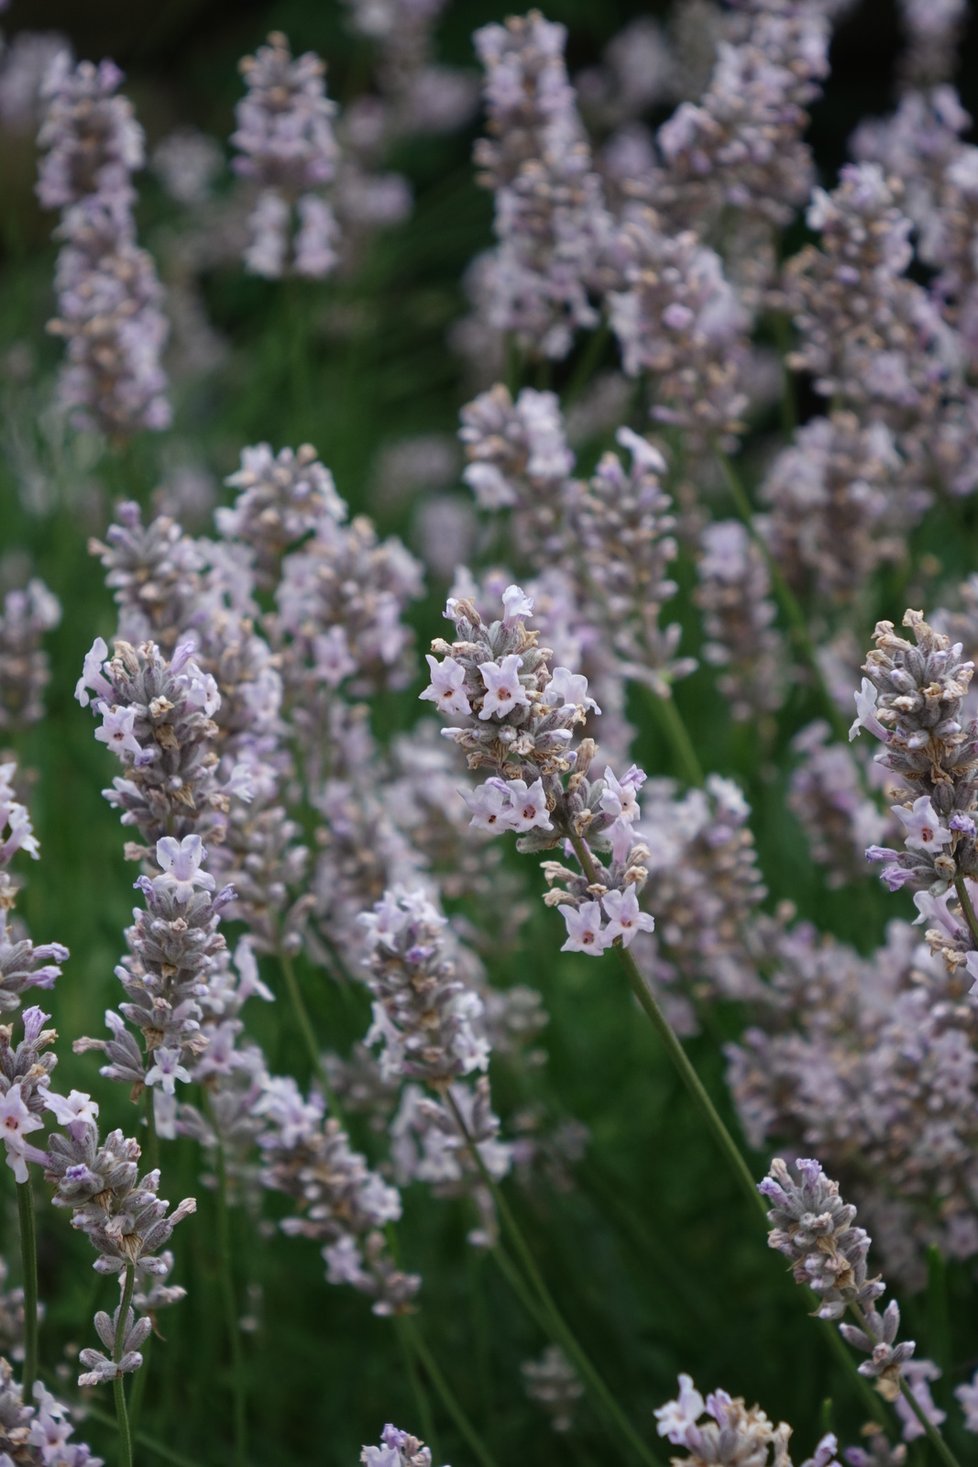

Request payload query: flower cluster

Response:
[45,1114,195,1385]
[473,12,610,358]
[75,636,227,854]
[423,584,655,955]
[607,213,749,450]
[521,1345,583,1434]
[76,834,234,1137]
[0,765,69,1013]
[760,1157,916,1399]
[36,52,170,435]
[654,1374,839,1467]
[358,888,488,1088]
[0,576,61,732]
[0,1356,101,1464]
[849,610,978,921]
[695,518,782,728]
[577,428,696,697]
[257,1076,419,1316]
[360,1424,439,1467]
[232,32,340,278]
[218,442,345,586]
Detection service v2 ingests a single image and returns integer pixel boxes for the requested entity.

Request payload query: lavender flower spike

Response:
[361,1424,443,1467]
[654,1374,839,1467]
[760,1157,914,1400]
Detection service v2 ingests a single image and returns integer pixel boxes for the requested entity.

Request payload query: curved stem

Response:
[16,1179,38,1404]
[639,683,705,788]
[565,828,889,1428]
[394,1315,438,1459]
[401,1314,501,1467]
[112,1264,136,1467]
[443,1090,663,1467]
[214,1141,248,1467]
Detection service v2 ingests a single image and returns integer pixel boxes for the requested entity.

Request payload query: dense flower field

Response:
[1,0,978,1463]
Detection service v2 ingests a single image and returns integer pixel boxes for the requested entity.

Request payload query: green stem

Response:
[563,322,611,410]
[565,828,889,1428]
[84,1403,200,1467]
[954,874,978,949]
[112,1264,136,1467]
[639,683,705,787]
[16,1179,38,1404]
[277,950,346,1121]
[401,1314,501,1467]
[214,1142,248,1467]
[395,1315,438,1459]
[443,1090,663,1467]
[714,447,853,749]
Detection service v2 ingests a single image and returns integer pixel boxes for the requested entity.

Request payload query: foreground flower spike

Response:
[849,611,978,938]
[45,1114,195,1386]
[654,1374,839,1467]
[759,1158,914,1401]
[232,32,340,279]
[0,765,70,1012]
[425,584,655,956]
[360,1423,441,1467]
[76,835,233,1138]
[36,53,170,436]
[76,637,226,854]
[473,10,610,358]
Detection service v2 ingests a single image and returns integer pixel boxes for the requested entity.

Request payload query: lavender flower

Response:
[361,1424,441,1467]
[654,1374,839,1467]
[607,213,750,450]
[0,575,61,731]
[76,636,226,854]
[218,442,345,585]
[522,1345,583,1433]
[577,429,696,697]
[424,584,655,956]
[358,888,489,1088]
[849,610,978,913]
[0,1357,101,1464]
[760,1157,914,1399]
[257,1076,419,1316]
[36,54,142,217]
[45,1113,195,1385]
[0,765,69,1012]
[695,518,782,727]
[232,32,340,279]
[36,54,170,436]
[473,12,611,358]
[76,835,232,1137]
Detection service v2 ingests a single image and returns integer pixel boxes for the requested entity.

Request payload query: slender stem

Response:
[112,1264,136,1467]
[565,828,889,1428]
[401,1314,501,1467]
[443,1090,663,1467]
[16,1179,38,1404]
[395,1315,438,1458]
[84,1402,200,1467]
[714,447,853,749]
[954,874,978,949]
[638,683,705,787]
[848,1304,962,1467]
[214,1142,248,1467]
[563,322,611,410]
